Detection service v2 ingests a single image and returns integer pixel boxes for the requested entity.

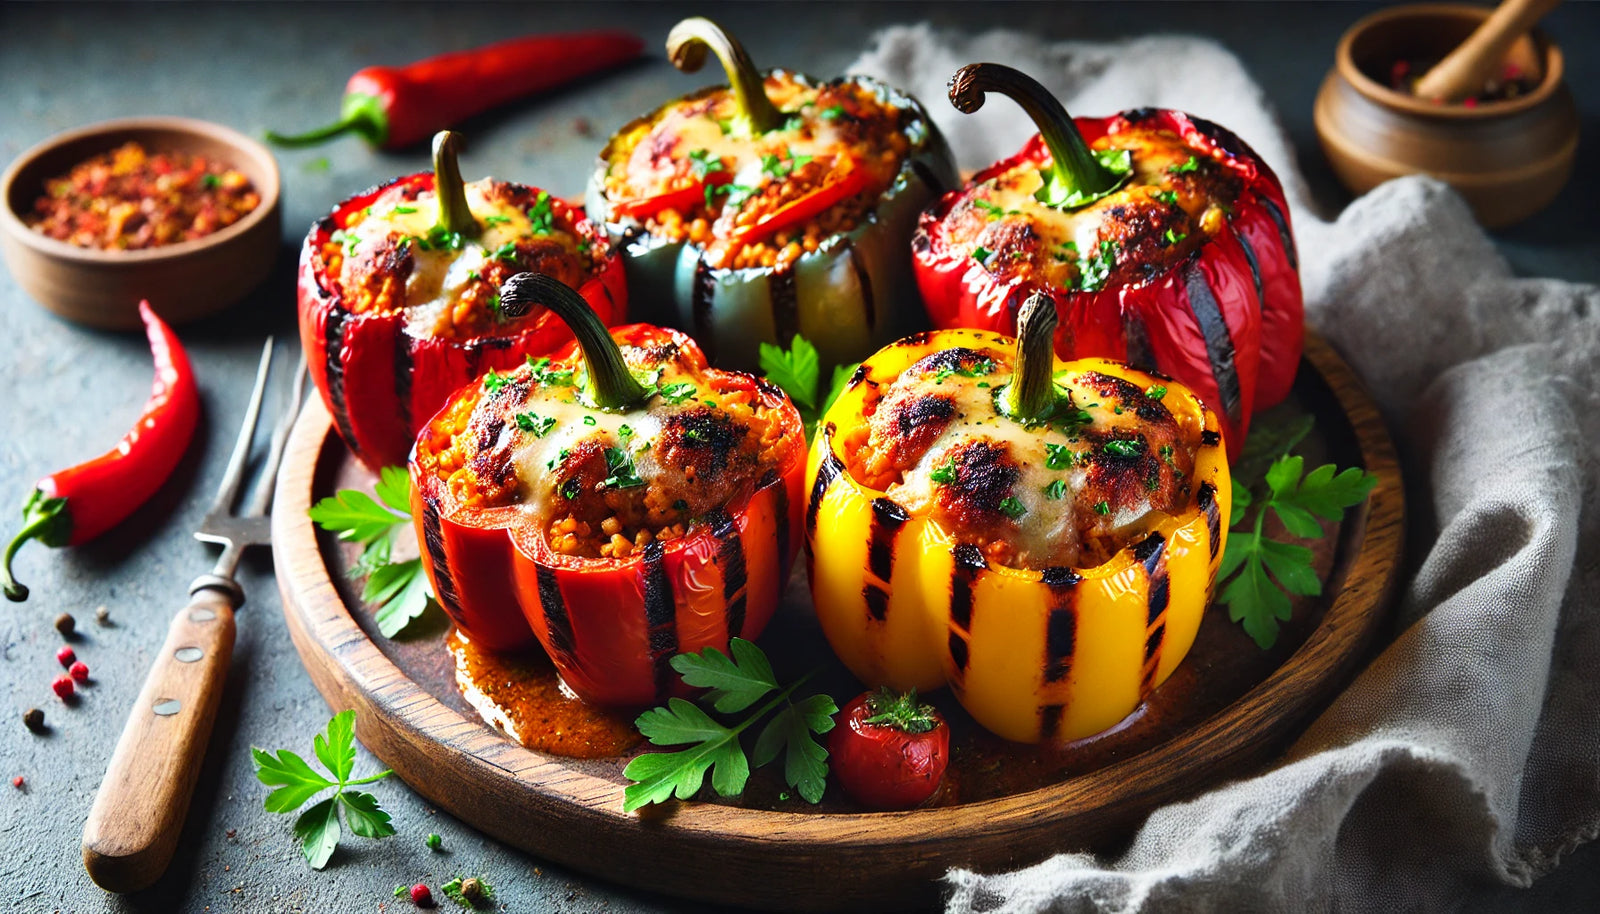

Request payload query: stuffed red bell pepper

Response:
[299,131,626,469]
[913,64,1302,457]
[410,272,806,704]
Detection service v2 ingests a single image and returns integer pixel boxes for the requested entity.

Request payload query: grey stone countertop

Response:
[1,3,1596,912]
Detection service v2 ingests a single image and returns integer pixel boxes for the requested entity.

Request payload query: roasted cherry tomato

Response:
[828,688,949,810]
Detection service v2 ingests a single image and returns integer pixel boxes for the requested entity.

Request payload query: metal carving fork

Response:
[82,339,306,893]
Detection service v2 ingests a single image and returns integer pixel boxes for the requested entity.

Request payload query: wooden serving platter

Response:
[271,332,1403,912]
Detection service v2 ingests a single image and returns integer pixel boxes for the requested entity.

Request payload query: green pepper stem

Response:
[265,93,389,148]
[498,273,651,411]
[998,291,1059,423]
[431,131,480,239]
[2,492,69,603]
[948,63,1121,209]
[666,17,782,137]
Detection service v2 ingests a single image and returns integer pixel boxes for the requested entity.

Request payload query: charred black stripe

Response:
[1198,483,1222,558]
[768,267,800,348]
[1183,258,1243,425]
[806,428,844,541]
[535,565,575,660]
[323,307,358,451]
[948,631,970,673]
[420,496,461,620]
[1039,704,1065,742]
[1135,532,1170,627]
[1145,622,1166,664]
[910,158,949,196]
[846,241,877,330]
[1233,224,1266,312]
[1188,114,1251,160]
[392,329,413,436]
[692,255,718,364]
[1042,568,1081,684]
[863,584,890,622]
[760,468,788,576]
[867,497,910,583]
[1201,430,1222,447]
[708,508,748,639]
[601,282,617,312]
[1260,194,1298,271]
[949,544,986,631]
[641,540,678,697]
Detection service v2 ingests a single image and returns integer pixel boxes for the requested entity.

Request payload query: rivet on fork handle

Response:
[81,583,238,893]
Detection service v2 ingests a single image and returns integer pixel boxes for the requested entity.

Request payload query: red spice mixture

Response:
[27,141,260,250]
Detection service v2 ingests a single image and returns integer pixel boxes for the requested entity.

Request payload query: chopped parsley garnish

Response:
[483,214,512,227]
[416,225,464,252]
[330,229,360,256]
[716,118,734,135]
[560,477,583,500]
[1163,229,1187,246]
[972,199,1011,219]
[618,424,633,439]
[706,182,757,209]
[391,205,416,215]
[929,457,959,485]
[933,358,995,383]
[1103,439,1144,458]
[1076,240,1118,292]
[1154,190,1179,206]
[760,148,813,180]
[819,104,846,120]
[202,173,222,189]
[487,291,505,322]
[1093,500,1111,516]
[1160,444,1175,464]
[1170,155,1201,174]
[582,415,597,426]
[780,114,805,132]
[525,356,576,387]
[602,447,645,489]
[657,382,697,404]
[1044,443,1074,471]
[971,246,993,266]
[481,370,510,393]
[687,148,724,179]
[527,191,555,234]
[999,496,1028,519]
[1147,384,1168,399]
[1043,479,1067,500]
[491,241,519,262]
[515,412,556,437]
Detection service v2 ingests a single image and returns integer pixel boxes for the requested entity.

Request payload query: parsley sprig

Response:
[307,467,436,638]
[757,334,856,440]
[251,710,394,869]
[1218,419,1377,648]
[622,639,836,812]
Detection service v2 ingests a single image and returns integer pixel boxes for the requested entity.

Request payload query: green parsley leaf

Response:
[491,241,519,262]
[1103,438,1145,458]
[971,246,993,266]
[972,199,1009,219]
[1044,443,1074,471]
[364,558,434,638]
[1044,479,1067,500]
[525,355,576,387]
[310,468,437,639]
[1094,500,1111,516]
[1170,155,1201,174]
[1164,228,1187,245]
[623,639,835,812]
[515,411,556,437]
[658,382,698,405]
[758,335,820,412]
[482,370,511,393]
[202,172,222,189]
[999,496,1028,519]
[391,205,417,215]
[1076,240,1118,292]
[527,190,555,234]
[1146,384,1168,399]
[687,148,725,179]
[819,104,846,121]
[929,456,959,484]
[821,362,857,420]
[483,214,512,227]
[1155,190,1179,206]
[329,229,360,257]
[603,447,645,489]
[252,711,395,869]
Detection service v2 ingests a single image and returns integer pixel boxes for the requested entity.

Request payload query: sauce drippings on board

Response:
[447,630,641,759]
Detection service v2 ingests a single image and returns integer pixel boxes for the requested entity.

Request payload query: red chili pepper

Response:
[726,161,872,248]
[266,31,644,150]
[914,65,1302,458]
[610,170,732,220]
[3,302,200,602]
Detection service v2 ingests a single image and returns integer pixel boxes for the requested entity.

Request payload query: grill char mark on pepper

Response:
[692,254,717,363]
[1197,482,1221,559]
[863,497,910,622]
[1133,531,1169,694]
[1182,256,1243,425]
[641,539,678,698]
[845,241,877,330]
[322,306,357,456]
[1041,567,1081,684]
[768,267,800,348]
[536,565,576,661]
[421,493,462,621]
[807,424,845,542]
[708,507,748,639]
[946,543,986,675]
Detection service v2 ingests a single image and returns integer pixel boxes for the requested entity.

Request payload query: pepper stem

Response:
[998,291,1059,423]
[265,93,389,148]
[498,273,651,412]
[666,17,782,137]
[948,63,1126,210]
[432,131,480,240]
[2,490,71,603]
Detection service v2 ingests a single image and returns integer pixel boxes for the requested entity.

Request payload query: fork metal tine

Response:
[206,337,275,519]
[242,352,307,519]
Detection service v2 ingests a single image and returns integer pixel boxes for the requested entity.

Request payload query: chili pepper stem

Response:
[2,491,70,603]
[498,273,651,411]
[948,63,1124,209]
[432,131,480,239]
[666,17,782,137]
[265,93,389,148]
[998,291,1059,423]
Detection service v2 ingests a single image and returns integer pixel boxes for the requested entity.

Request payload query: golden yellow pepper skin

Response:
[804,328,1230,744]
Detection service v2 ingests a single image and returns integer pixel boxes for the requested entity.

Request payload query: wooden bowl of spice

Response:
[0,117,281,328]
[1313,3,1578,227]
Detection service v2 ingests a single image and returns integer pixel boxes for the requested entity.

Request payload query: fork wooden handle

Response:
[82,585,238,893]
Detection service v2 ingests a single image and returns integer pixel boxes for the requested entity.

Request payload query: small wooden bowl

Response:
[0,117,282,329]
[1314,3,1578,228]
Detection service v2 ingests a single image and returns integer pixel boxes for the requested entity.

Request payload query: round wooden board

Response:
[271,332,1403,912]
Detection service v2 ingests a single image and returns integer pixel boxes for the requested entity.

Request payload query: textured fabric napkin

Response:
[849,27,1600,913]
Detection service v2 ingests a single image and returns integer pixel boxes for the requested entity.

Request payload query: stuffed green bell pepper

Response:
[584,17,958,371]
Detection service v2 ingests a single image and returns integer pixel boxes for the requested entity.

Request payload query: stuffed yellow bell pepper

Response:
[804,291,1230,744]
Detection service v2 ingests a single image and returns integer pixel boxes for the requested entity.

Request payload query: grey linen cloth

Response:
[848,27,1600,913]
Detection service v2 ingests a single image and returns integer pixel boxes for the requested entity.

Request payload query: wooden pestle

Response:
[1412,0,1560,102]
